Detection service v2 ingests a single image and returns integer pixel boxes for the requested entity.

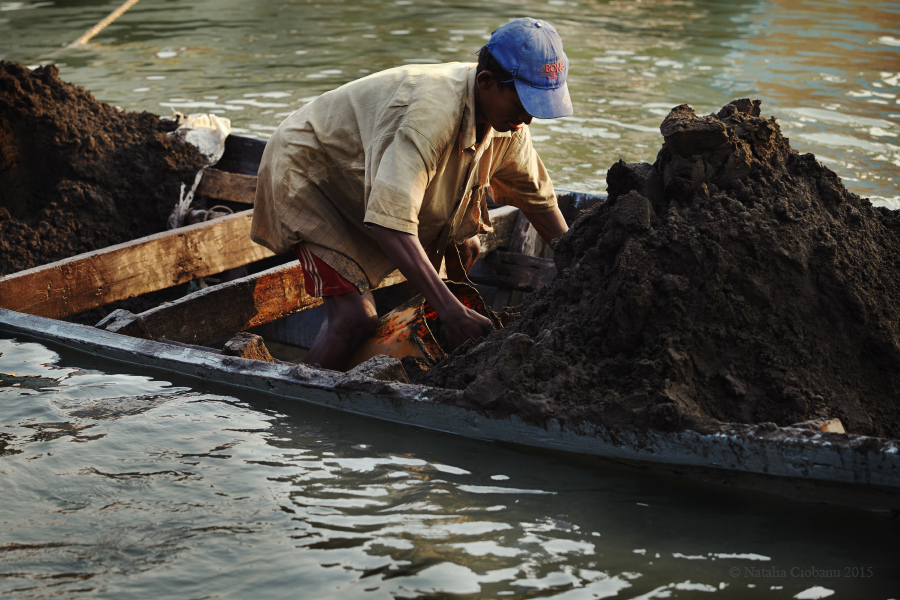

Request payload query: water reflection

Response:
[0,0,895,204]
[1,338,899,598]
[717,0,900,204]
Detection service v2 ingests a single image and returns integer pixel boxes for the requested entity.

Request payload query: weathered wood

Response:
[216,135,266,176]
[138,263,316,344]
[137,262,413,345]
[197,168,257,205]
[223,332,275,363]
[479,193,602,308]
[469,251,556,292]
[95,309,153,339]
[482,208,531,309]
[132,205,524,344]
[479,205,519,254]
[0,210,274,319]
[156,337,223,354]
[506,209,538,255]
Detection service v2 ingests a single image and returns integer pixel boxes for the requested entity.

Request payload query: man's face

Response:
[475,71,534,133]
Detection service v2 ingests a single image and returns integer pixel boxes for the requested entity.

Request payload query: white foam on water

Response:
[795,586,835,599]
[449,540,524,557]
[712,553,771,561]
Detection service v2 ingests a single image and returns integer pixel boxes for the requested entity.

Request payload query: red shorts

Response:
[293,243,358,297]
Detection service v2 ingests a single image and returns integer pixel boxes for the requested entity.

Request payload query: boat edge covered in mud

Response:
[1,307,898,506]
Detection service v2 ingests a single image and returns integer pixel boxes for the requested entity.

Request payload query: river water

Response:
[1,338,899,598]
[1,0,898,204]
[2,1,900,597]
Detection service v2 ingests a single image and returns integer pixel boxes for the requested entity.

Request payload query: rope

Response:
[68,0,142,48]
[167,170,205,230]
[204,205,235,220]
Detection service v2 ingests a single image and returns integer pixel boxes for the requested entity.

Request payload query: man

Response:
[251,17,572,370]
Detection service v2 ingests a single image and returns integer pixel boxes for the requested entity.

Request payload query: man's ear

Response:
[475,70,495,90]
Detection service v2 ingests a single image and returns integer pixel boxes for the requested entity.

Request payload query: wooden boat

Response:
[1,135,897,508]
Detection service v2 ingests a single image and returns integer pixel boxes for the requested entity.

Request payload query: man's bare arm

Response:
[523,206,568,246]
[370,225,493,348]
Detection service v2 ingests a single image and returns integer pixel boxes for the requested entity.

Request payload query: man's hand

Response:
[370,225,495,348]
[441,303,494,350]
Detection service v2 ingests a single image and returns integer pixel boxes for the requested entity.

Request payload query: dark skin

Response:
[474,69,534,133]
[473,71,569,250]
[302,70,569,371]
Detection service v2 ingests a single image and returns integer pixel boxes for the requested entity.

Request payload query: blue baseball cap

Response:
[483,17,573,119]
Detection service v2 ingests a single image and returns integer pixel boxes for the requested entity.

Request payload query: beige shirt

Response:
[251,62,557,292]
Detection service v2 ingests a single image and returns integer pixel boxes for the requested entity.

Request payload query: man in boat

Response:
[251,17,572,370]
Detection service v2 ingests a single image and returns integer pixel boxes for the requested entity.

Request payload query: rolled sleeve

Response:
[364,126,436,234]
[489,128,557,213]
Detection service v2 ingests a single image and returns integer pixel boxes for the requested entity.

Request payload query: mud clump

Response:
[421,99,900,440]
[0,61,205,276]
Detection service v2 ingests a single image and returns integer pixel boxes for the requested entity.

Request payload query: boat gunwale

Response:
[1,307,897,497]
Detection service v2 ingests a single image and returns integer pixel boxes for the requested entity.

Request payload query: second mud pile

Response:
[0,62,205,276]
[421,99,900,440]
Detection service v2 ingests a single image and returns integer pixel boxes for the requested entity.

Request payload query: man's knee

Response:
[325,293,378,344]
[339,310,379,342]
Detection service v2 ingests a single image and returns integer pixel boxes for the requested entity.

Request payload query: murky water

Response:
[1,0,897,205]
[2,3,900,595]
[1,337,899,598]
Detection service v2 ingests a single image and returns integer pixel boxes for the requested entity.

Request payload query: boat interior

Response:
[0,135,604,367]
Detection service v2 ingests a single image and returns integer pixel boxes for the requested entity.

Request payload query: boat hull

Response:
[2,307,897,507]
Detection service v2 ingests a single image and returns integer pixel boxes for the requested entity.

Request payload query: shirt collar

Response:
[460,65,512,151]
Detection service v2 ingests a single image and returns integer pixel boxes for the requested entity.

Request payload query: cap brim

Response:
[515,79,573,119]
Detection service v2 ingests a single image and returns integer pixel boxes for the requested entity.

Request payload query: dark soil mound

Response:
[420,99,900,440]
[0,61,205,276]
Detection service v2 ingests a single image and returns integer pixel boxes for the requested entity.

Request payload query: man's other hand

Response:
[443,305,494,350]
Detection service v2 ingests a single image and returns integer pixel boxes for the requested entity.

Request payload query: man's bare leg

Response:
[303,289,378,371]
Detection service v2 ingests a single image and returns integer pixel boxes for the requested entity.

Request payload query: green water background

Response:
[2,0,898,204]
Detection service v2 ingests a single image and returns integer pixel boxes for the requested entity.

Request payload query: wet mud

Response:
[420,99,900,440]
[0,61,205,276]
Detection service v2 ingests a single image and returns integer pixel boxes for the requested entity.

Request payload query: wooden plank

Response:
[506,209,540,255]
[197,168,257,205]
[0,211,274,319]
[479,193,604,308]
[479,205,519,254]
[484,207,535,309]
[468,251,556,292]
[138,262,406,344]
[137,263,411,344]
[216,135,266,176]
[139,263,316,344]
[128,206,524,344]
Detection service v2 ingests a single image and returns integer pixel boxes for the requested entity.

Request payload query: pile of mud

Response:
[0,61,205,276]
[421,99,900,440]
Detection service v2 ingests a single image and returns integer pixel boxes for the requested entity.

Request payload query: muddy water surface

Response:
[1,338,899,598]
[1,0,897,204]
